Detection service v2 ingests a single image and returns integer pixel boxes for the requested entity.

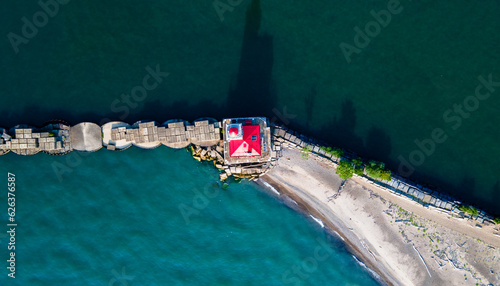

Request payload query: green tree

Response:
[354,166,364,176]
[336,160,354,180]
[494,217,500,224]
[379,169,392,181]
[365,160,392,181]
[319,146,344,158]
[352,157,364,176]
[352,157,363,166]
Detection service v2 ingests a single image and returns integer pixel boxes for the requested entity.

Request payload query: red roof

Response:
[229,125,261,157]
[229,127,239,136]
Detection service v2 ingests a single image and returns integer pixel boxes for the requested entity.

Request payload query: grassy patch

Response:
[301,146,311,160]
[458,205,479,216]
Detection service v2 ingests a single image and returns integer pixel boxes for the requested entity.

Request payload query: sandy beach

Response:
[261,147,500,286]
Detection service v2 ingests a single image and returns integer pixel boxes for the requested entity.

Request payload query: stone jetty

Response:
[0,117,279,180]
[0,117,496,228]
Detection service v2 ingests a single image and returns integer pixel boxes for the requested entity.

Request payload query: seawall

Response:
[270,124,498,229]
[0,118,497,228]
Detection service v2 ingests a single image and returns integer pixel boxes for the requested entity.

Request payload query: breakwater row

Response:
[0,118,223,155]
[0,118,280,181]
[1,118,496,227]
[270,124,498,228]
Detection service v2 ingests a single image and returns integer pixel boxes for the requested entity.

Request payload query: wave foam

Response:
[332,230,345,241]
[309,215,324,228]
[352,255,381,280]
[261,181,280,196]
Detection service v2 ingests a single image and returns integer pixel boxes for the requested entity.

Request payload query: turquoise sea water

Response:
[1,0,499,284]
[0,149,379,285]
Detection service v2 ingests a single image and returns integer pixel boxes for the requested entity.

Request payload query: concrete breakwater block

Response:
[102,121,133,150]
[160,119,191,149]
[0,127,11,155]
[132,120,162,149]
[70,122,102,152]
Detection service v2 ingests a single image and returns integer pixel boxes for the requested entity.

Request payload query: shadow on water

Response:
[313,99,365,152]
[449,177,477,203]
[225,0,275,118]
[290,98,393,162]
[0,0,274,127]
[364,126,392,162]
[0,100,225,127]
[493,181,500,195]
[304,87,316,128]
